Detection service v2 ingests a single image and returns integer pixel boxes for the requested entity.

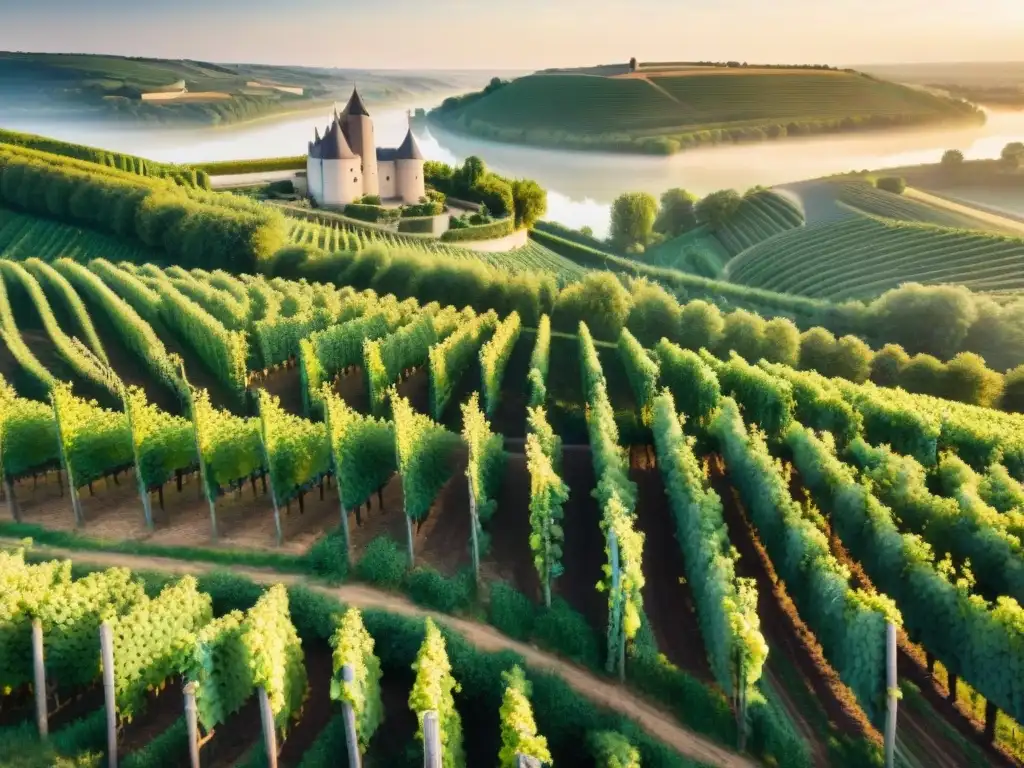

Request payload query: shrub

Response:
[403,566,475,613]
[343,203,387,222]
[875,176,906,194]
[307,528,349,583]
[355,536,407,588]
[532,597,601,669]
[440,217,514,242]
[487,582,537,642]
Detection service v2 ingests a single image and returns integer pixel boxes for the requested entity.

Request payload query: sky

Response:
[1,0,1022,70]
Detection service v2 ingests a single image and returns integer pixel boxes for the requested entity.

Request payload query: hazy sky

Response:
[1,0,1022,70]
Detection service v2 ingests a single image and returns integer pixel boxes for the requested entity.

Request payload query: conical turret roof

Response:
[394,128,424,160]
[344,87,369,117]
[320,120,357,160]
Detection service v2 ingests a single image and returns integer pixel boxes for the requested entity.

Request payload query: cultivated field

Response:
[429,68,984,154]
[2,241,1023,767]
[728,215,1024,299]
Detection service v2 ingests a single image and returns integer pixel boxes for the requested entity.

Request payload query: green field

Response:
[728,214,1024,299]
[639,226,732,277]
[0,52,483,126]
[429,67,984,154]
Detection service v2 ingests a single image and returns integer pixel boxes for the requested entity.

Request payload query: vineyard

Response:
[0,549,658,768]
[2,242,1024,766]
[714,190,805,257]
[428,68,983,154]
[284,218,587,283]
[727,214,1024,299]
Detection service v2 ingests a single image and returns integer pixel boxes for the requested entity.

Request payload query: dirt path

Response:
[6,540,756,768]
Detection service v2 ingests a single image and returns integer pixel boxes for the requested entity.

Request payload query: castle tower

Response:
[342,87,378,197]
[394,128,425,204]
[319,119,362,205]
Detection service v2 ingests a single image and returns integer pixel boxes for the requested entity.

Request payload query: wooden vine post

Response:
[323,400,351,566]
[467,470,480,585]
[183,682,200,768]
[884,621,898,768]
[119,382,154,531]
[607,528,625,681]
[733,645,748,752]
[4,474,18,524]
[256,395,283,546]
[258,686,279,768]
[340,665,361,768]
[50,394,84,526]
[99,621,117,768]
[178,360,219,540]
[422,710,441,768]
[516,756,542,768]
[32,618,47,738]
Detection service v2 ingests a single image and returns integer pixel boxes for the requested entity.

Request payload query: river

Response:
[6,104,1023,239]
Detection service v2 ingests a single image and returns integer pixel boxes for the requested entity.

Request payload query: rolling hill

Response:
[428,64,985,155]
[0,52,494,126]
[727,214,1024,300]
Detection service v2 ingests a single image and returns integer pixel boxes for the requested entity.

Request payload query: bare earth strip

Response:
[904,187,1024,235]
[4,540,757,768]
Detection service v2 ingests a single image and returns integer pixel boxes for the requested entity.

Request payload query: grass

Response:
[728,214,1024,300]
[639,226,731,277]
[0,521,310,572]
[429,69,983,154]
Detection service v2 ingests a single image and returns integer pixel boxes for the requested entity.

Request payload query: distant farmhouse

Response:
[307,88,425,207]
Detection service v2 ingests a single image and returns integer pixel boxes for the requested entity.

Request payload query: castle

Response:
[306,88,426,207]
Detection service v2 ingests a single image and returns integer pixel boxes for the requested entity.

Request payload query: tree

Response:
[678,300,725,352]
[460,156,487,189]
[696,189,743,231]
[609,192,658,250]
[898,353,945,397]
[832,335,873,383]
[941,149,965,168]
[717,309,765,362]
[942,352,1004,407]
[1000,364,1024,413]
[629,57,638,72]
[1001,142,1024,167]
[579,225,594,238]
[870,343,910,387]
[552,272,632,341]
[510,179,547,229]
[625,280,681,346]
[798,327,837,374]
[760,317,800,366]
[869,283,978,360]
[653,188,699,237]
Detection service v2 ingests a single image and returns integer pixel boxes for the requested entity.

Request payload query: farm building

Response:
[307,88,425,206]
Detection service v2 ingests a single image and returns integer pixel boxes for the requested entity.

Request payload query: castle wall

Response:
[396,159,426,204]
[306,156,321,203]
[378,161,397,199]
[321,159,363,206]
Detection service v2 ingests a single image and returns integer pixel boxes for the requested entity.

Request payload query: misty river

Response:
[7,105,1024,239]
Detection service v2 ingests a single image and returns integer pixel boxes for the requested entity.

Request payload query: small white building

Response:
[307,88,425,207]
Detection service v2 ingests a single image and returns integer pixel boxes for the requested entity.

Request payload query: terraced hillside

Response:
[429,67,984,154]
[715,190,805,256]
[728,215,1024,299]
[285,218,587,283]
